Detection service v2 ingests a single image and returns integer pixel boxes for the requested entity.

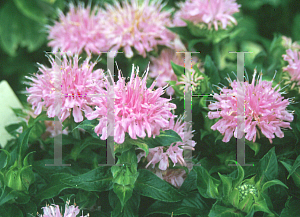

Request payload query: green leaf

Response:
[13,0,48,23]
[287,155,300,179]
[194,166,220,199]
[75,191,98,209]
[70,137,106,161]
[251,197,273,215]
[261,179,288,193]
[239,0,281,10]
[230,161,245,189]
[61,166,113,192]
[132,141,149,157]
[228,188,240,208]
[280,197,300,217]
[166,80,184,97]
[113,183,134,211]
[218,173,233,201]
[209,202,244,217]
[0,149,11,170]
[134,169,185,202]
[238,194,254,214]
[180,169,197,192]
[145,192,209,217]
[109,190,140,217]
[141,129,182,149]
[0,187,18,206]
[166,26,194,41]
[170,61,185,77]
[0,1,46,56]
[73,119,100,139]
[18,126,34,163]
[257,147,278,185]
[0,203,23,217]
[35,173,72,201]
[111,165,139,186]
[204,55,220,85]
[5,123,24,137]
[245,140,261,156]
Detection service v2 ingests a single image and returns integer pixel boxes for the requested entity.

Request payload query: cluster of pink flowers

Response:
[174,0,241,31]
[101,0,176,58]
[85,64,177,144]
[282,49,300,86]
[38,201,88,217]
[208,69,294,143]
[137,115,196,188]
[26,55,105,123]
[137,115,196,170]
[48,0,177,58]
[47,3,108,56]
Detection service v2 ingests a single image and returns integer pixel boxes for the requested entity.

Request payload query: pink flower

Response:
[283,49,300,86]
[26,55,105,123]
[47,3,108,56]
[149,47,202,96]
[38,201,89,217]
[85,64,177,144]
[137,115,196,170]
[208,69,294,143]
[102,0,176,58]
[174,0,241,31]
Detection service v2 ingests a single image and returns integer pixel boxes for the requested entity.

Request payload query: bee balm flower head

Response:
[47,3,108,56]
[26,54,105,123]
[102,0,176,58]
[85,64,177,144]
[208,69,294,143]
